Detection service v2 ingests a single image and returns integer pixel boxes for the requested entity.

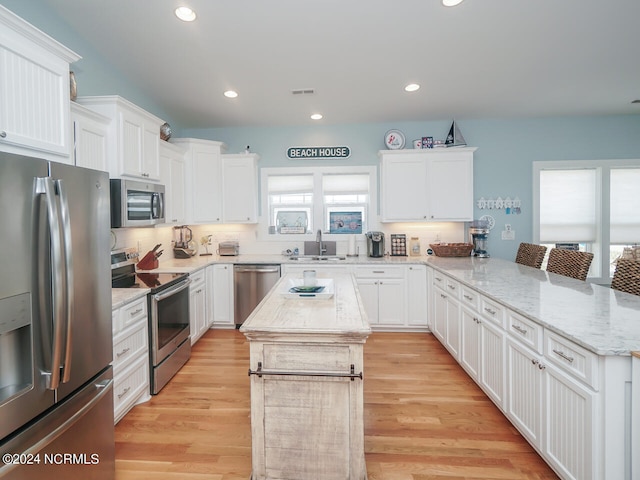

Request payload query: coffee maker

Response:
[469,220,490,258]
[365,231,385,257]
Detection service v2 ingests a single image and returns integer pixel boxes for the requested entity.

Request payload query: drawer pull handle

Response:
[447,284,456,290]
[0,131,6,138]
[473,317,481,324]
[440,293,447,299]
[463,294,473,301]
[130,308,143,316]
[552,349,574,363]
[435,277,443,282]
[513,325,528,335]
[116,347,131,358]
[372,270,385,274]
[484,307,496,315]
[248,362,363,381]
[117,387,131,399]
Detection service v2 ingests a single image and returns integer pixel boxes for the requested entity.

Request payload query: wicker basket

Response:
[429,243,474,257]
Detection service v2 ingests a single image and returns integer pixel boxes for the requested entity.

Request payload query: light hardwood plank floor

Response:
[115,330,558,480]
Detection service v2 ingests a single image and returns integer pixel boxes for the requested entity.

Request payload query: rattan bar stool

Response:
[611,259,640,296]
[546,248,594,281]
[515,243,547,269]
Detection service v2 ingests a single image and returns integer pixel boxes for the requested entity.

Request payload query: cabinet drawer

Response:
[479,296,505,327]
[544,330,598,389]
[112,321,148,373]
[113,355,150,423]
[443,278,460,300]
[262,343,353,372]
[190,268,206,286]
[354,266,404,278]
[460,286,479,310]
[508,311,542,353]
[432,270,447,288]
[120,297,147,330]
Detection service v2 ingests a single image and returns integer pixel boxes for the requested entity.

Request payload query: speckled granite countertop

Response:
[424,256,640,356]
[112,288,149,310]
[126,253,640,356]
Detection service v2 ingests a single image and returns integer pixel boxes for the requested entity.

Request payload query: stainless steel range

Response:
[111,248,191,394]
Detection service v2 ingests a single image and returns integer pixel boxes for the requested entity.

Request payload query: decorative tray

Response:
[281,278,335,299]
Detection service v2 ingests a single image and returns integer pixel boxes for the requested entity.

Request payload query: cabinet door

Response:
[192,146,222,223]
[544,364,594,480]
[71,105,109,171]
[189,280,207,345]
[460,307,480,380]
[355,279,379,324]
[479,319,506,408]
[377,278,405,325]
[432,288,447,342]
[159,143,186,224]
[119,109,144,178]
[142,123,160,180]
[211,264,234,327]
[222,154,258,223]
[380,152,429,221]
[406,265,428,326]
[444,295,461,359]
[506,337,543,447]
[426,154,473,221]
[0,34,73,159]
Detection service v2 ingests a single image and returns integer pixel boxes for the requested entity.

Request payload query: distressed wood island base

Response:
[240,273,371,479]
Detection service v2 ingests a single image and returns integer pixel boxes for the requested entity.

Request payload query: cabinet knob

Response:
[0,131,6,138]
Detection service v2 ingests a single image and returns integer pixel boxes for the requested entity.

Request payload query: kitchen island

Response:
[240,272,371,479]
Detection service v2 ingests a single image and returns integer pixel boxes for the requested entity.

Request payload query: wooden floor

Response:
[114,330,558,480]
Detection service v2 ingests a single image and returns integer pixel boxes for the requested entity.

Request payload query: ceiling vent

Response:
[292,88,315,95]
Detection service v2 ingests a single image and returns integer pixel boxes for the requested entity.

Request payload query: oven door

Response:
[149,279,191,366]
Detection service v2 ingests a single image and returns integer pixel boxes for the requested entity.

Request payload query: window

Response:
[534,160,640,282]
[262,166,376,238]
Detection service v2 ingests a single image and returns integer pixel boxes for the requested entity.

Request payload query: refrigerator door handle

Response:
[56,179,74,384]
[36,177,68,390]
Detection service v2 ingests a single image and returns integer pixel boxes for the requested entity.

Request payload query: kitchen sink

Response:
[288,255,346,261]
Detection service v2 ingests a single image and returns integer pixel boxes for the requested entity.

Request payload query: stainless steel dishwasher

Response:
[234,264,281,327]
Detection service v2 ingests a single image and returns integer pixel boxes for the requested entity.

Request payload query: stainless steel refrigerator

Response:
[0,152,114,479]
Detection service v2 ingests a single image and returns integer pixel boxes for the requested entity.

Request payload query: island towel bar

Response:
[248,362,363,381]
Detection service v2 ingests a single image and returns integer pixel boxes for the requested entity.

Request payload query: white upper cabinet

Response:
[76,96,163,180]
[0,5,80,161]
[379,147,476,222]
[171,138,226,224]
[159,140,187,224]
[221,153,259,223]
[70,102,109,171]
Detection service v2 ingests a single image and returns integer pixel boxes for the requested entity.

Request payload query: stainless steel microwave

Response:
[110,179,165,228]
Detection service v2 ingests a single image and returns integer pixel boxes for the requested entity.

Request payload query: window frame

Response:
[259,165,378,241]
[533,158,640,283]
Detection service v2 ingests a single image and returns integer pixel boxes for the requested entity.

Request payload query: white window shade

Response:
[610,168,640,243]
[322,174,369,194]
[539,169,597,242]
[267,175,313,194]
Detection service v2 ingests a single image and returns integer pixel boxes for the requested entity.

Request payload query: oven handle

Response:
[152,278,191,302]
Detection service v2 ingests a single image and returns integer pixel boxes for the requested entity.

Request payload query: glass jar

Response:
[410,237,421,256]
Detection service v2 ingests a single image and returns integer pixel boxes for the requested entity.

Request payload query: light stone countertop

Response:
[240,272,371,339]
[111,288,149,310]
[424,256,640,356]
[126,252,640,355]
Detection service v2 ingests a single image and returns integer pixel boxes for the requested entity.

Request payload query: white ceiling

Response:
[39,0,640,129]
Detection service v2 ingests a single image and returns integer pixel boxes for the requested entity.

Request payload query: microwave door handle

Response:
[56,179,74,384]
[36,177,66,390]
[151,192,163,219]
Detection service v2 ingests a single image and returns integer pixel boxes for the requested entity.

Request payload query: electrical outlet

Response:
[502,229,515,241]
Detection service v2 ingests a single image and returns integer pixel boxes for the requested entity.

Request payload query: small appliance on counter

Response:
[470,220,490,257]
[365,231,385,257]
[138,243,163,270]
[218,241,239,256]
[173,225,197,258]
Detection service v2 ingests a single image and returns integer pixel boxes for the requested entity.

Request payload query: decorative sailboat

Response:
[444,121,467,147]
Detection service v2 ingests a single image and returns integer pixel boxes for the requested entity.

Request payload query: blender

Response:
[173,225,197,258]
[469,220,490,258]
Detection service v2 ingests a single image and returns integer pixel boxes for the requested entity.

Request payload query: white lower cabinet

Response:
[111,295,150,423]
[209,264,235,328]
[406,265,428,326]
[189,269,208,345]
[354,266,405,327]
[431,273,461,359]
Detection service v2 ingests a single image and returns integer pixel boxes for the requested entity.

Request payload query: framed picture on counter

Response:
[329,211,362,234]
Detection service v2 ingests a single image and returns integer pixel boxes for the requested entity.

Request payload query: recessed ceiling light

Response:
[175,6,196,22]
[310,113,323,120]
[405,83,420,92]
[442,0,464,6]
[224,90,238,98]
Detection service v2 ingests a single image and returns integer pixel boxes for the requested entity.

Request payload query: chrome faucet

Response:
[316,229,327,255]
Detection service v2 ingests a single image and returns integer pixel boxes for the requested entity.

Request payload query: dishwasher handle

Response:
[234,267,280,274]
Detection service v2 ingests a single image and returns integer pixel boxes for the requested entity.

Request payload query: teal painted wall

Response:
[4,2,640,260]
